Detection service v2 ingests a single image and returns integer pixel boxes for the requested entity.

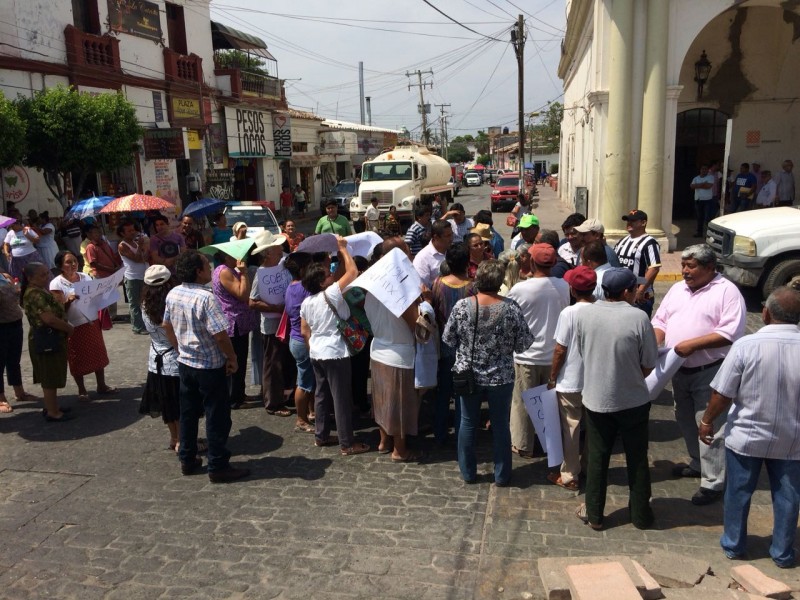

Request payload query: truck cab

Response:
[706,206,800,298]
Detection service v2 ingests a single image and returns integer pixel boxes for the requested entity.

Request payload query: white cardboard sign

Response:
[522,384,564,468]
[645,348,686,401]
[347,248,422,317]
[73,268,125,320]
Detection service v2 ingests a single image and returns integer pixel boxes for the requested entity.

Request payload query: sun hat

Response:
[251,230,287,255]
[232,221,248,233]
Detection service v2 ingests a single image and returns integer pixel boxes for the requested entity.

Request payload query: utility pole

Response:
[435,102,450,159]
[511,15,526,184]
[359,61,365,125]
[407,69,434,146]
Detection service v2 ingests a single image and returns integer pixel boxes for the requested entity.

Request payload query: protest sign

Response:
[346,231,383,258]
[645,347,686,400]
[256,265,291,319]
[347,248,421,317]
[73,268,125,321]
[522,384,563,468]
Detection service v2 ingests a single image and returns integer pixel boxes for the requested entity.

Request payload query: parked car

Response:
[223,201,281,237]
[320,179,357,216]
[484,169,498,184]
[449,175,461,197]
[490,176,523,212]
[464,171,482,187]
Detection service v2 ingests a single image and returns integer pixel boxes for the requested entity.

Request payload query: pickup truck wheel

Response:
[762,258,800,299]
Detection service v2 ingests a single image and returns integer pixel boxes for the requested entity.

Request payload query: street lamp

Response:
[694,50,711,101]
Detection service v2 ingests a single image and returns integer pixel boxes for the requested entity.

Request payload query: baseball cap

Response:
[563,265,597,291]
[144,264,172,286]
[518,214,540,229]
[601,268,643,294]
[529,243,557,267]
[622,209,648,222]
[574,218,604,234]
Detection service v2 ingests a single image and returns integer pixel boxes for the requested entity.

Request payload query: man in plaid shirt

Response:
[163,251,250,484]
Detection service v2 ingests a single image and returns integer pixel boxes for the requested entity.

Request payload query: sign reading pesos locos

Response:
[234,109,268,156]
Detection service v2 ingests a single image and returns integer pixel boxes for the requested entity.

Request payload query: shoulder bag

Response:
[322,289,368,355]
[33,326,62,354]
[452,297,479,396]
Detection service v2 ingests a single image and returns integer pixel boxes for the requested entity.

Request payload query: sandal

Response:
[0,400,13,414]
[341,442,371,456]
[294,423,315,433]
[547,472,579,491]
[96,386,117,395]
[377,444,394,455]
[391,449,424,463]
[266,408,293,417]
[511,445,535,459]
[78,393,91,402]
[14,393,39,403]
[315,436,339,447]
[575,503,603,530]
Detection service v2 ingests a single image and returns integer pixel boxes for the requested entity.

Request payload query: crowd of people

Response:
[1,194,799,567]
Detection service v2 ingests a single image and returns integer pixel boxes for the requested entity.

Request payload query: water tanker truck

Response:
[350,144,454,228]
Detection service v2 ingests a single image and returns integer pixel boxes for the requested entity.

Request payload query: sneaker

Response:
[208,465,250,483]
[691,487,723,506]
[180,456,203,476]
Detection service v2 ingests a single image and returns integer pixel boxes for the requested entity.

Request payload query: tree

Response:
[447,143,472,163]
[451,135,465,143]
[0,92,25,170]
[474,131,489,155]
[214,50,270,76]
[476,154,490,166]
[463,134,474,142]
[16,86,142,206]
[541,101,563,154]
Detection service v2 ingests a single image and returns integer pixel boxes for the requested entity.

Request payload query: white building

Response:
[558,0,800,248]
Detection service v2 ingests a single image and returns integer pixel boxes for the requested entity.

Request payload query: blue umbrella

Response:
[64,196,114,221]
[181,197,226,219]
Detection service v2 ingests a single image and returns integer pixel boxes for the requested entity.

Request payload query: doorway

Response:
[673,108,728,219]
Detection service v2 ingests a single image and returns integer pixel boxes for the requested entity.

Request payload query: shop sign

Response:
[320,131,357,155]
[187,129,203,150]
[207,123,225,165]
[107,0,162,41]
[273,113,292,159]
[143,128,186,160]
[2,166,31,204]
[290,155,321,168]
[152,91,164,122]
[357,136,383,156]
[171,96,202,122]
[225,106,272,158]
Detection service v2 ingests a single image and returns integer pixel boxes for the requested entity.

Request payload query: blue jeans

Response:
[435,351,460,444]
[722,448,800,567]
[458,382,513,485]
[124,277,145,332]
[178,364,232,473]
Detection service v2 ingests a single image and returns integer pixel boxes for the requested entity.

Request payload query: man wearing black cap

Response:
[614,210,661,317]
[574,267,659,530]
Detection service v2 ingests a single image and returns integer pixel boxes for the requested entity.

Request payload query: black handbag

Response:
[452,297,479,396]
[32,326,61,354]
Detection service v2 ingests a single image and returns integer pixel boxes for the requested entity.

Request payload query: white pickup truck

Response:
[706,206,800,298]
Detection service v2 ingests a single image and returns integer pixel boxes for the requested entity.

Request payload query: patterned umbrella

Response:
[99,194,175,214]
[0,215,16,229]
[64,196,115,221]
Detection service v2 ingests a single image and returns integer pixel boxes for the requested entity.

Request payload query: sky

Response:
[206,0,567,136]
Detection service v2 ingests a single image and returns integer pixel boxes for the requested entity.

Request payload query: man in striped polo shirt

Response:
[614,210,661,317]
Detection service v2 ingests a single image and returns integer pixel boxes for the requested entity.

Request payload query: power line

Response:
[420,0,506,42]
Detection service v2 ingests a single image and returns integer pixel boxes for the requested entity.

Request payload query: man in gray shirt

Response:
[776,159,795,206]
[574,268,659,531]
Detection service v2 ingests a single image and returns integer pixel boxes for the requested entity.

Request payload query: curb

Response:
[656,273,682,282]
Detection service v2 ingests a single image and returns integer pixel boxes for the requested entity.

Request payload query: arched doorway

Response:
[672,108,728,219]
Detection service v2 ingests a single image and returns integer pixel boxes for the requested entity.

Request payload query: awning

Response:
[211,21,276,60]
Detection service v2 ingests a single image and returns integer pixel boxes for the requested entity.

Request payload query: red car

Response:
[490,176,524,212]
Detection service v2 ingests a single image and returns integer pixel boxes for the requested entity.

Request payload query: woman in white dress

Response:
[33,212,60,269]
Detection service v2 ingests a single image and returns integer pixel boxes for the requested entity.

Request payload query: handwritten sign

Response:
[256,265,291,318]
[645,348,686,401]
[347,248,421,317]
[521,384,563,468]
[73,268,126,321]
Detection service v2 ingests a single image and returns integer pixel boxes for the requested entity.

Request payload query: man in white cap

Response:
[573,218,620,267]
[248,230,293,416]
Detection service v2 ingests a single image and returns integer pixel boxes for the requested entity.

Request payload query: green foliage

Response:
[214,50,270,76]
[462,134,474,142]
[541,102,563,154]
[0,92,25,170]
[451,135,465,143]
[446,143,472,163]
[16,86,142,204]
[550,163,558,174]
[476,154,490,165]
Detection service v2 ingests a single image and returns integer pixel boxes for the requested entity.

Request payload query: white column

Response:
[600,0,635,232]
[661,84,684,251]
[636,0,669,236]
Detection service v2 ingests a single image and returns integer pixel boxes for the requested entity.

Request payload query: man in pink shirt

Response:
[652,244,746,506]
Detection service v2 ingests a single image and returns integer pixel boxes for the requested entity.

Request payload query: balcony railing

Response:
[240,70,281,98]
[163,48,203,84]
[64,25,121,71]
[214,67,285,103]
